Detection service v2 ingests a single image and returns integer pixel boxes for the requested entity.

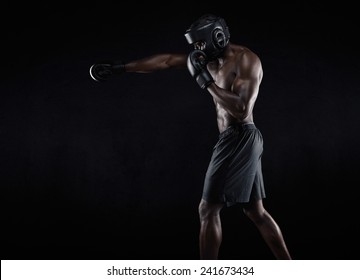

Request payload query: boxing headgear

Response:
[184,14,230,60]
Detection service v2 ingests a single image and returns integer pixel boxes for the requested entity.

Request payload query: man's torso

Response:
[207,44,261,133]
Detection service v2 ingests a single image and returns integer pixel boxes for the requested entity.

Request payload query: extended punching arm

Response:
[89,54,188,82]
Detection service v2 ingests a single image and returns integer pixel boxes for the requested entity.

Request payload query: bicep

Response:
[167,54,188,68]
[232,76,260,103]
[231,56,262,103]
[127,53,187,72]
[153,54,187,69]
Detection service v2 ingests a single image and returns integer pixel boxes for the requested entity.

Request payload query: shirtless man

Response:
[90,14,292,260]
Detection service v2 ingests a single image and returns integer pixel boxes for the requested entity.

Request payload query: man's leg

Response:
[243,199,292,259]
[198,199,225,259]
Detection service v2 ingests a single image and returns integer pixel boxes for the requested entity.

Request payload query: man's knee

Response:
[243,201,266,223]
[198,199,223,220]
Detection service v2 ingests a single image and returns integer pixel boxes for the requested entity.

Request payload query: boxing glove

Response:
[187,50,214,89]
[89,60,126,82]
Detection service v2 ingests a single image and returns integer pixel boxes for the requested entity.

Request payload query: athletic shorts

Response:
[202,123,266,206]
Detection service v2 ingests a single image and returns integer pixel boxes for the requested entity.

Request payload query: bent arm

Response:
[124,54,188,73]
[207,51,263,120]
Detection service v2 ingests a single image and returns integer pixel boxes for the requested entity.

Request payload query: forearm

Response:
[207,83,248,119]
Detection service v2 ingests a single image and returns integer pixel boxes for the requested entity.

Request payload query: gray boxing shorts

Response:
[202,123,266,206]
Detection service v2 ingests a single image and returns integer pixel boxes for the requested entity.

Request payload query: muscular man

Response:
[90,14,292,260]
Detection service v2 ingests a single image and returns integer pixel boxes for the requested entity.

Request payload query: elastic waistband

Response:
[219,123,256,139]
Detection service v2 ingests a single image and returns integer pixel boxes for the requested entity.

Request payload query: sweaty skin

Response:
[124,43,261,133]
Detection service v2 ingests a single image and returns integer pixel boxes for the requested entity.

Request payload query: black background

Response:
[1,2,359,260]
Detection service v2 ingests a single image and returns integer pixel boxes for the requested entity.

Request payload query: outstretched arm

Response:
[90,53,188,82]
[125,54,188,73]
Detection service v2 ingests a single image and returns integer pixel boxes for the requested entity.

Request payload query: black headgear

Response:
[184,14,230,60]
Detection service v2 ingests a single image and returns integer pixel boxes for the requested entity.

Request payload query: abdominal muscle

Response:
[215,103,254,133]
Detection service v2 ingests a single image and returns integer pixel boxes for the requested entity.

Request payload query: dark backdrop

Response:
[1,2,359,260]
